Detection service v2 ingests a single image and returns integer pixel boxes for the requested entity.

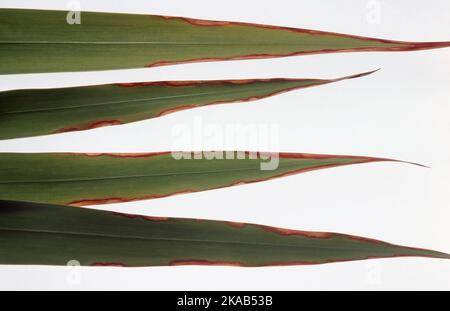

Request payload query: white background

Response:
[0,0,449,290]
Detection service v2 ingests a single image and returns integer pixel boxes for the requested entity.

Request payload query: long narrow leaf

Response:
[0,70,375,140]
[1,9,449,74]
[0,200,447,267]
[0,152,420,206]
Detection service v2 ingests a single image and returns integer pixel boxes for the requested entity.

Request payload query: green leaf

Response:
[0,152,421,206]
[1,9,449,74]
[0,200,447,267]
[0,70,376,140]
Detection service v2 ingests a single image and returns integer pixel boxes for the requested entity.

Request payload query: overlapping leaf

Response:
[1,9,449,74]
[0,200,447,267]
[0,152,415,206]
[0,71,375,140]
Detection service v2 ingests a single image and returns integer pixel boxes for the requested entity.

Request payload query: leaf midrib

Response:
[0,227,370,252]
[0,163,329,184]
[0,84,296,116]
[0,41,304,45]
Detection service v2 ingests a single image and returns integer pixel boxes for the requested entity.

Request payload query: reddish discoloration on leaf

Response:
[253,223,392,245]
[157,105,199,117]
[69,198,128,206]
[112,212,170,222]
[237,222,450,254]
[256,224,334,239]
[56,120,123,133]
[67,190,196,207]
[145,54,292,68]
[170,260,245,267]
[160,15,232,27]
[219,219,395,244]
[226,221,247,228]
[279,152,384,161]
[116,78,311,88]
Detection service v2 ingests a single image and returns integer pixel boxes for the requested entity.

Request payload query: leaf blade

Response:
[0,200,448,267]
[0,152,406,206]
[1,9,449,74]
[0,70,376,140]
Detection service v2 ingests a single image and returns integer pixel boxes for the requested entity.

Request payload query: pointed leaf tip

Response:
[402,40,450,51]
[332,68,381,82]
[338,154,428,169]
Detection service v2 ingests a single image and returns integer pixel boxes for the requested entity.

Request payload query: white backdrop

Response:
[0,0,449,290]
